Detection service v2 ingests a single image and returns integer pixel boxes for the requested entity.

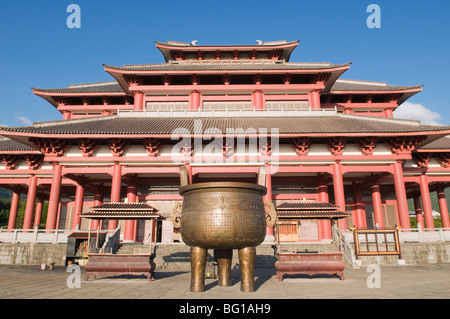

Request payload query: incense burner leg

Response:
[215,249,232,287]
[190,246,207,292]
[238,246,256,292]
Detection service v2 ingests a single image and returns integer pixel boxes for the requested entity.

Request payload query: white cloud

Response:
[16,116,33,126]
[393,102,443,126]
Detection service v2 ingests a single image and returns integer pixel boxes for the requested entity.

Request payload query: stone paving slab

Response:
[0,264,449,316]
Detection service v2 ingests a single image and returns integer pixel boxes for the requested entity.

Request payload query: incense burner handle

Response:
[179,166,190,187]
[264,200,277,227]
[171,202,183,228]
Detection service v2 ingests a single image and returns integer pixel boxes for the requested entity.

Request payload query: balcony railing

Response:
[0,228,116,245]
[117,105,338,118]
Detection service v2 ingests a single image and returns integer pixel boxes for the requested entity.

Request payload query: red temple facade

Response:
[1,39,450,243]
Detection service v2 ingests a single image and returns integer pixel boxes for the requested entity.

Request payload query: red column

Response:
[133,91,144,111]
[419,174,434,229]
[46,163,63,230]
[33,197,44,229]
[190,90,201,110]
[384,108,394,118]
[253,90,264,109]
[392,161,411,229]
[332,162,347,229]
[62,111,72,120]
[413,196,425,228]
[23,175,38,230]
[437,188,450,229]
[108,163,122,230]
[317,178,332,240]
[352,184,366,228]
[72,183,85,230]
[7,190,20,229]
[124,178,138,242]
[263,164,274,238]
[371,184,385,228]
[91,192,103,230]
[309,90,321,110]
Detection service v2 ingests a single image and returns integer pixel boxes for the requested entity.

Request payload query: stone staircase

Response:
[116,242,342,270]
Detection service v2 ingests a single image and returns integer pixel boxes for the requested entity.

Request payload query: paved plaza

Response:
[0,263,449,300]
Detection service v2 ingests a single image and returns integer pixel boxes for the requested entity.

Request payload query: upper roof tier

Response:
[2,112,448,137]
[29,39,423,114]
[155,40,300,62]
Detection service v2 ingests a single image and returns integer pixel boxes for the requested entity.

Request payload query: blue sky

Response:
[0,0,449,127]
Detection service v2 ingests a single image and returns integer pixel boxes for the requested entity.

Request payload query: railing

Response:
[117,106,338,118]
[332,228,355,265]
[335,226,450,245]
[333,226,450,265]
[398,225,450,243]
[0,228,115,245]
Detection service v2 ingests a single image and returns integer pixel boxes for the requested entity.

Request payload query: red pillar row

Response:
[371,184,385,228]
[23,175,38,230]
[133,91,144,111]
[419,174,435,229]
[392,161,411,229]
[317,179,332,240]
[413,196,425,228]
[91,192,103,230]
[7,190,20,229]
[72,183,85,230]
[190,90,201,109]
[437,188,450,229]
[253,90,264,109]
[33,197,44,229]
[124,178,138,242]
[46,163,63,230]
[309,90,321,110]
[352,184,366,228]
[384,108,394,118]
[332,161,347,229]
[62,111,72,120]
[108,162,122,230]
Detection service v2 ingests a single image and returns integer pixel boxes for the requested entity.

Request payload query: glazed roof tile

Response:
[417,136,450,150]
[0,137,39,152]
[276,201,349,218]
[155,40,300,47]
[1,114,449,136]
[32,82,123,94]
[330,79,422,92]
[32,78,420,95]
[277,210,349,218]
[82,202,163,219]
[103,62,351,72]
[277,201,341,210]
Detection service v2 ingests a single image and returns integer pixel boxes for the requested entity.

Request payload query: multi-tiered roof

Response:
[1,39,450,158]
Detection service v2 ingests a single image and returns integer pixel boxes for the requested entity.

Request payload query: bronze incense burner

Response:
[172,167,276,292]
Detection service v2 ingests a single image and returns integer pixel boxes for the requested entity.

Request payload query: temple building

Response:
[1,39,450,243]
